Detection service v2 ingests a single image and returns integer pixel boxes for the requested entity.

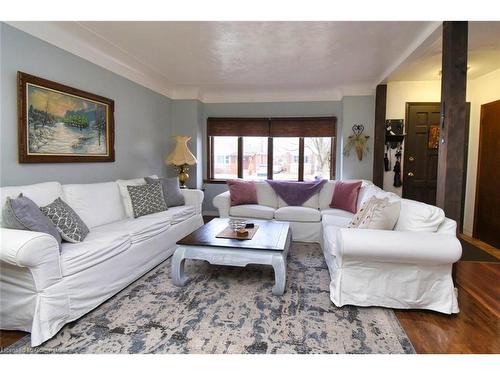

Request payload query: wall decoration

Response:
[343,124,370,161]
[428,125,440,149]
[18,72,115,163]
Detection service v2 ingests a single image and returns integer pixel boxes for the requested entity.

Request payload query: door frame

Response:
[402,102,441,199]
[473,99,500,238]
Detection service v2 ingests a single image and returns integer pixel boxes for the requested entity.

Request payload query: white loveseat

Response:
[213,180,462,314]
[0,178,204,346]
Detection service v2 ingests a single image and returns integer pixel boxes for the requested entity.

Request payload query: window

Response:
[273,138,299,180]
[212,136,238,179]
[207,117,336,181]
[304,137,332,180]
[243,137,268,180]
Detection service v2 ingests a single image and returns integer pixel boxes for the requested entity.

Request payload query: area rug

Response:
[7,243,414,354]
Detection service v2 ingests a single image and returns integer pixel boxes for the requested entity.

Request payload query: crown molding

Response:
[7,21,381,103]
[6,21,177,98]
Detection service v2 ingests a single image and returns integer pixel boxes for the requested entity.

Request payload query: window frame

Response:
[206,117,336,183]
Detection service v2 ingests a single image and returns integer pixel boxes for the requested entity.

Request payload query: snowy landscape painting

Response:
[18,72,115,163]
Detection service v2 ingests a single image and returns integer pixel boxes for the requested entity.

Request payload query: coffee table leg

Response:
[271,254,286,296]
[171,247,189,286]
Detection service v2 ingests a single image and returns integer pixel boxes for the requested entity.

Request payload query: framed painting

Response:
[17,72,115,163]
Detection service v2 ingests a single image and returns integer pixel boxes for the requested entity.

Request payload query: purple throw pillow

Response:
[227,180,258,206]
[330,180,362,213]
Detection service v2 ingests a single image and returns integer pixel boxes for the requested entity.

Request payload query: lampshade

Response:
[165,135,197,166]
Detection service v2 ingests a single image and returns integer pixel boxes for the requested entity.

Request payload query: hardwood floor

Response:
[456,262,499,318]
[0,330,26,349]
[395,262,500,354]
[2,231,498,353]
[459,233,500,259]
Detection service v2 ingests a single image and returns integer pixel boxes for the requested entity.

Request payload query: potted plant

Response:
[343,124,370,161]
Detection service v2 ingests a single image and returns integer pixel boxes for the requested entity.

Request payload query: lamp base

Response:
[175,164,189,188]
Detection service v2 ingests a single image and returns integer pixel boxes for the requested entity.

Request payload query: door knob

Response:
[409,156,415,161]
[408,172,414,177]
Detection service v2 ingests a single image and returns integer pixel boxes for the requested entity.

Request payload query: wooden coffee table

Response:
[172,218,292,296]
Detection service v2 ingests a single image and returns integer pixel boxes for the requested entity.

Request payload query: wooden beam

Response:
[373,84,387,188]
[436,21,468,231]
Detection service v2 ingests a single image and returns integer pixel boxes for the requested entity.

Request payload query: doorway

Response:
[474,99,500,248]
[403,102,441,205]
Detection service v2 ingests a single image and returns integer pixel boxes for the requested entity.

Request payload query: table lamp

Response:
[165,135,197,188]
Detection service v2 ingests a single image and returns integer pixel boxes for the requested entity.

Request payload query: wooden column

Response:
[372,84,387,188]
[436,21,468,231]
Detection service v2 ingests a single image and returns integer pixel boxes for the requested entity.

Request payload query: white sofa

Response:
[0,178,204,346]
[213,180,462,314]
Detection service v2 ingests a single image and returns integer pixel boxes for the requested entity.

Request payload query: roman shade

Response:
[207,117,270,136]
[207,117,336,137]
[270,117,336,137]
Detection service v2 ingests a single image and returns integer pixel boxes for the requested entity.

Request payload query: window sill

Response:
[203,179,229,184]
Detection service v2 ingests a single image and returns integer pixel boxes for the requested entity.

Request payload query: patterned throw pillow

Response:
[348,196,401,230]
[127,182,168,218]
[40,198,90,243]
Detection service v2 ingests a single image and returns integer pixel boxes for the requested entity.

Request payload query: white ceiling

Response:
[388,22,500,82]
[9,21,443,102]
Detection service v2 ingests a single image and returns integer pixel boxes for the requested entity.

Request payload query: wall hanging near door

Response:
[343,124,370,161]
[17,71,115,163]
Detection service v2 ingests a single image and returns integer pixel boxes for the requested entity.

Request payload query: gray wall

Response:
[340,96,375,181]
[169,100,204,189]
[0,23,172,186]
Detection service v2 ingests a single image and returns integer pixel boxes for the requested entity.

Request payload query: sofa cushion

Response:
[321,208,355,220]
[274,206,321,222]
[278,194,319,209]
[321,212,353,228]
[266,180,325,207]
[395,199,445,232]
[0,182,63,226]
[255,181,278,208]
[144,205,196,225]
[61,230,131,276]
[92,211,172,244]
[62,182,125,229]
[229,204,275,220]
[319,181,336,210]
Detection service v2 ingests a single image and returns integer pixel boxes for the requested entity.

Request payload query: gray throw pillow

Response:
[127,182,168,218]
[40,198,89,243]
[3,193,62,249]
[145,176,185,207]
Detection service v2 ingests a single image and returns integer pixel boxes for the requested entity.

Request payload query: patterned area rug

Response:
[7,243,414,354]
